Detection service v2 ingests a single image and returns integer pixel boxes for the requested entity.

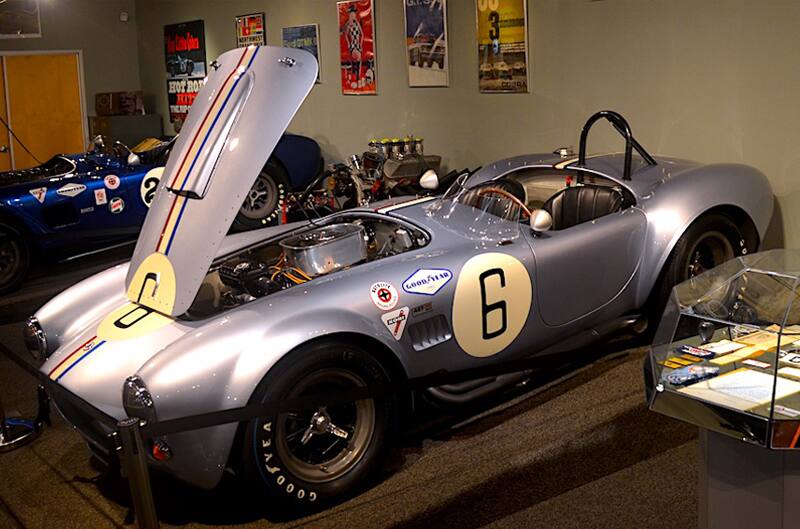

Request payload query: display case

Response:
[646,250,800,449]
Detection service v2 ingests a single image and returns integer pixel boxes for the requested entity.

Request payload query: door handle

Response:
[0,145,8,153]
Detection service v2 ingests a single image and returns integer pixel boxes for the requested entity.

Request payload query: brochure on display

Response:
[660,325,800,412]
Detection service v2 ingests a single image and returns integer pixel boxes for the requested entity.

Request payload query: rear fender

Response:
[635,163,773,304]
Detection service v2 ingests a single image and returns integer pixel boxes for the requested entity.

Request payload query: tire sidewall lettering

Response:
[255,419,319,502]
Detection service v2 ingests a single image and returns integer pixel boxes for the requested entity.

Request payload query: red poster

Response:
[337,0,377,95]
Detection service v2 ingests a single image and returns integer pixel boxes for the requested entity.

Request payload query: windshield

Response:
[426,173,525,241]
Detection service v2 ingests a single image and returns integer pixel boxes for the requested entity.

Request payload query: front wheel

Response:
[242,340,396,509]
[0,223,29,295]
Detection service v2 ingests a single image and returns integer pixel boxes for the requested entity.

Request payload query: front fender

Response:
[635,163,773,303]
[36,263,130,354]
[137,303,405,489]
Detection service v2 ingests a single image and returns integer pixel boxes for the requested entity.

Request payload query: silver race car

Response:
[24,46,773,507]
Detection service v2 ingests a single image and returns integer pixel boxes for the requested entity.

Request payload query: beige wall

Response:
[135,0,799,248]
[0,0,141,113]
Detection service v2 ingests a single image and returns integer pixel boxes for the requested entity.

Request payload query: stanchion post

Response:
[0,392,8,441]
[117,418,160,529]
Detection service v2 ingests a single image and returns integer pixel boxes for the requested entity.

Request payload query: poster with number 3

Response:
[476,0,529,93]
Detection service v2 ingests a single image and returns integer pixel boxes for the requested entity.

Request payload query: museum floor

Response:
[0,253,697,529]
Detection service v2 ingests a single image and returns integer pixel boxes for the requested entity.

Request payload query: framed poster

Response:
[164,20,207,124]
[476,0,529,93]
[337,0,377,95]
[0,0,41,39]
[235,12,265,47]
[282,24,321,82]
[404,0,448,87]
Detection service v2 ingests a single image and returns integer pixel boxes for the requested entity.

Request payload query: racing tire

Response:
[648,212,748,326]
[0,223,29,295]
[232,158,290,232]
[242,340,396,509]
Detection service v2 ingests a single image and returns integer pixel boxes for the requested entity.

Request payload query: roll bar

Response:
[577,110,657,181]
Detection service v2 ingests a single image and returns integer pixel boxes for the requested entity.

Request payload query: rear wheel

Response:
[649,212,747,323]
[242,340,396,509]
[232,158,290,231]
[0,223,29,295]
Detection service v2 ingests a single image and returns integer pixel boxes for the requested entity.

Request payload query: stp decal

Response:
[370,281,399,311]
[140,167,163,208]
[381,306,409,341]
[94,188,108,206]
[452,253,532,358]
[402,268,453,296]
[57,183,86,198]
[412,302,433,317]
[104,174,120,190]
[29,187,46,203]
[109,197,125,214]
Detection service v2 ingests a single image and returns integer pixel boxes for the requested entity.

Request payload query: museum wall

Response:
[134,0,800,248]
[0,0,141,112]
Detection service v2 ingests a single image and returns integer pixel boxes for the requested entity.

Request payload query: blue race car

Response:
[0,133,322,294]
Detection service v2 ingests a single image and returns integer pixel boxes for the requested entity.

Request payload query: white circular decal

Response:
[370,282,399,311]
[452,253,532,358]
[104,174,120,190]
[140,167,164,208]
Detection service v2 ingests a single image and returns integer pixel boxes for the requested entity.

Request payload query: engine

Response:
[185,215,428,319]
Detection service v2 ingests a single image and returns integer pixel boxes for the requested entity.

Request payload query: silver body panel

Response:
[127,46,317,316]
[34,47,774,490]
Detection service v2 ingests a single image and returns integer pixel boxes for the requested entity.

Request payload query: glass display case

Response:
[646,250,800,449]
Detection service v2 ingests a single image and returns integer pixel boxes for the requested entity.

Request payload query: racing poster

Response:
[337,0,377,95]
[0,0,40,38]
[476,0,529,93]
[404,0,448,87]
[282,24,321,82]
[235,13,265,47]
[164,20,207,124]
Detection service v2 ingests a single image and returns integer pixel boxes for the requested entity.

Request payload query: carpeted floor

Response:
[0,255,699,529]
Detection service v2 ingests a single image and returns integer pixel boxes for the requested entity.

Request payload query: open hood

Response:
[125,46,317,316]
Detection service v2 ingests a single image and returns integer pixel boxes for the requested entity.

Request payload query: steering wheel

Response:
[476,187,532,218]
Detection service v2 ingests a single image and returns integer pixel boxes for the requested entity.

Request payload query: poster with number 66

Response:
[476,0,529,93]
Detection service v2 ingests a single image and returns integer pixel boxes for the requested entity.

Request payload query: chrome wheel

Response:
[685,230,735,279]
[240,171,282,221]
[276,368,375,484]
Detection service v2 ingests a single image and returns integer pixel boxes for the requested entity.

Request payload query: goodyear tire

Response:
[649,212,748,324]
[243,340,395,509]
[0,223,29,295]
[232,158,289,231]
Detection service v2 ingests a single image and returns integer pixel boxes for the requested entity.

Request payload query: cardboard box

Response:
[95,91,144,116]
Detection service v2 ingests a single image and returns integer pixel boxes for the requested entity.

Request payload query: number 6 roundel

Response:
[452,253,532,358]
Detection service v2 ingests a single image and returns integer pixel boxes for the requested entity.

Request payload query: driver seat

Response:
[542,185,623,231]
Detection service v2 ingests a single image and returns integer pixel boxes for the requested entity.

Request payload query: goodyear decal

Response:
[156,46,260,255]
[48,336,106,381]
[402,268,452,296]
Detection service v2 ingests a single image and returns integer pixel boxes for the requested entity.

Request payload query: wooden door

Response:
[3,53,85,170]
[0,65,11,172]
